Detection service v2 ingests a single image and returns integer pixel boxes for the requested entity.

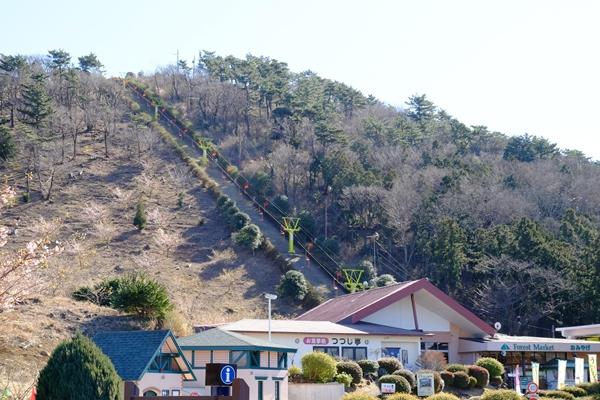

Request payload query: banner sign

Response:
[558,360,567,389]
[417,371,435,397]
[589,354,598,383]
[531,362,540,385]
[515,365,521,394]
[575,357,584,385]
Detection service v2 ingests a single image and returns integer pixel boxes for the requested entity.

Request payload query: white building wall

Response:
[362,297,416,328]
[136,372,183,396]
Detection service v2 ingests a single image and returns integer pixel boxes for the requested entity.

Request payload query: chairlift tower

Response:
[282,217,301,254]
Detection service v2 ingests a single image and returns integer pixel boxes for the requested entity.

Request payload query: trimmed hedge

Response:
[386,394,419,400]
[468,365,490,388]
[576,382,600,395]
[538,390,575,400]
[425,394,460,400]
[560,386,587,397]
[393,369,416,388]
[446,364,469,374]
[481,389,523,400]
[336,361,362,385]
[475,358,504,378]
[440,371,454,387]
[378,375,411,394]
[378,357,403,375]
[357,360,379,377]
[469,376,478,388]
[342,393,377,400]
[335,372,353,387]
[490,376,503,386]
[454,371,470,389]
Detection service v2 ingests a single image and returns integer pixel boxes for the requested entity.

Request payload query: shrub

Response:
[393,369,416,388]
[469,376,478,388]
[288,365,302,382]
[110,273,173,320]
[271,194,290,214]
[475,358,504,378]
[538,391,575,400]
[481,389,523,400]
[177,192,185,208]
[378,375,411,393]
[454,371,470,389]
[426,394,460,400]
[416,351,447,371]
[357,360,379,377]
[160,309,192,337]
[220,198,236,211]
[560,387,587,398]
[387,394,419,400]
[489,376,503,387]
[233,224,263,250]
[37,333,120,400]
[277,270,309,301]
[377,357,403,375]
[72,278,122,306]
[231,211,251,230]
[133,201,147,230]
[301,352,337,383]
[446,364,469,373]
[440,371,454,387]
[418,370,443,393]
[357,259,377,281]
[216,194,229,207]
[371,274,396,287]
[335,372,353,387]
[302,284,324,308]
[337,361,363,385]
[468,365,490,388]
[342,393,378,400]
[576,383,600,395]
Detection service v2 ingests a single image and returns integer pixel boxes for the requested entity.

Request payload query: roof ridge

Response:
[330,279,419,300]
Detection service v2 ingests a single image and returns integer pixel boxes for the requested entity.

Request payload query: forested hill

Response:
[140,51,600,335]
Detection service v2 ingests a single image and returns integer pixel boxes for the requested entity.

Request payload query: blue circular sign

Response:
[220,365,236,385]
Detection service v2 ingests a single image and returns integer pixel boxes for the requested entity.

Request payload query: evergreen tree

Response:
[37,333,120,400]
[133,201,147,230]
[47,49,71,73]
[78,53,104,73]
[406,94,436,123]
[0,125,16,164]
[17,73,52,128]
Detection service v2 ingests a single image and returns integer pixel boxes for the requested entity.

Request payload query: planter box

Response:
[289,382,345,400]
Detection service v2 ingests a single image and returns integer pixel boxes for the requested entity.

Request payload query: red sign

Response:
[527,382,539,394]
[303,337,329,345]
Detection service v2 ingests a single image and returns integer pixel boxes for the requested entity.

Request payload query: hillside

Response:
[140,51,600,335]
[0,53,300,386]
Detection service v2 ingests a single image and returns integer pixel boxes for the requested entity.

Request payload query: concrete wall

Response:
[288,383,345,400]
[183,369,288,399]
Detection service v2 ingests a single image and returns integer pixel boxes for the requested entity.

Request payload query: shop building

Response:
[557,324,600,340]
[177,328,296,399]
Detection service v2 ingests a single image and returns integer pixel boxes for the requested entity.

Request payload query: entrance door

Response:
[383,347,409,366]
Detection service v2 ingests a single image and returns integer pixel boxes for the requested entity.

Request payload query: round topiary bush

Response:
[426,393,460,400]
[288,365,302,382]
[560,387,587,398]
[481,389,523,400]
[37,333,120,400]
[475,358,504,378]
[233,224,263,250]
[301,352,337,383]
[489,376,503,387]
[418,370,444,393]
[277,270,309,301]
[469,376,478,388]
[378,375,411,393]
[538,390,575,400]
[357,360,379,377]
[336,361,363,385]
[335,372,353,387]
[446,364,469,373]
[454,371,470,389]
[342,393,378,400]
[386,394,419,400]
[440,371,455,387]
[393,369,416,388]
[378,357,403,375]
[468,365,490,388]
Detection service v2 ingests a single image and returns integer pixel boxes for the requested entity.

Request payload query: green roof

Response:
[177,328,297,353]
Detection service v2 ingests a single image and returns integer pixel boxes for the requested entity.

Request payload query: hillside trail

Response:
[130,91,335,298]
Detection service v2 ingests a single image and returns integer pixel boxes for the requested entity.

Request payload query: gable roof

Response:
[296,278,495,336]
[221,319,367,335]
[178,328,297,353]
[92,330,195,381]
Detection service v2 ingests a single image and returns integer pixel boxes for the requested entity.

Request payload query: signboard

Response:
[526,381,539,400]
[303,337,329,345]
[575,357,584,385]
[589,354,598,383]
[417,371,435,397]
[205,363,237,386]
[381,383,396,394]
[302,337,365,345]
[531,362,539,385]
[460,339,600,354]
[514,365,521,394]
[557,360,567,389]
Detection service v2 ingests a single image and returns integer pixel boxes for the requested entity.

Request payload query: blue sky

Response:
[3,0,599,159]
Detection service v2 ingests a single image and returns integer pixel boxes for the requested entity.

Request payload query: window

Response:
[275,381,280,400]
[277,352,287,369]
[420,342,449,361]
[231,351,248,367]
[143,390,157,397]
[382,348,409,366]
[342,347,367,361]
[258,381,264,400]
[171,389,180,396]
[249,351,261,368]
[161,390,169,396]
[313,346,339,357]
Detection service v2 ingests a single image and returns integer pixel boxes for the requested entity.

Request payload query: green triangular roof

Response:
[177,328,296,353]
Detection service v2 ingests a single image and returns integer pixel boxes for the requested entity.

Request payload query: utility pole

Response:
[324,185,331,239]
[367,232,379,271]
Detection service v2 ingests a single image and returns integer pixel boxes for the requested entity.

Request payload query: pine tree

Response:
[37,333,120,400]
[78,53,104,73]
[0,125,16,164]
[17,73,52,128]
[133,201,146,230]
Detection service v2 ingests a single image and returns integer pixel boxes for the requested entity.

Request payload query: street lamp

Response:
[265,293,277,342]
[367,232,379,270]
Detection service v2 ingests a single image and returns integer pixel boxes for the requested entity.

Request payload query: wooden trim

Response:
[411,293,419,330]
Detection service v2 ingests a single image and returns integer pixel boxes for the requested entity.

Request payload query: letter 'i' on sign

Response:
[220,365,236,385]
